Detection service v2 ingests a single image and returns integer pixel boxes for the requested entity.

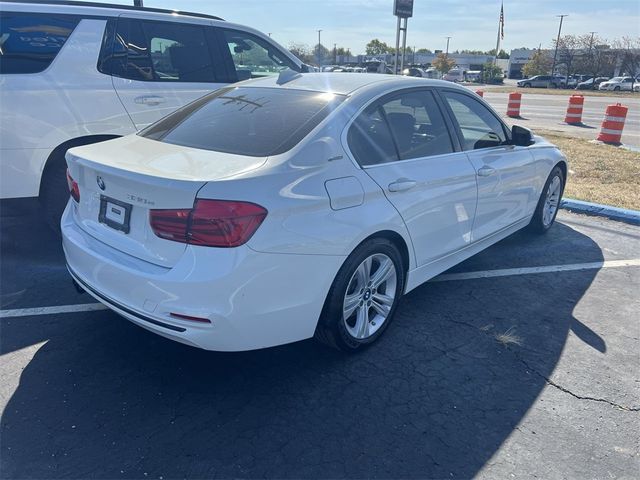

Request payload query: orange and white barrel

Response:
[507,92,521,118]
[597,103,628,144]
[476,90,484,97]
[564,95,584,124]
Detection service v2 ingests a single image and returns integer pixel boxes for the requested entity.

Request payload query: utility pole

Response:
[445,36,451,57]
[334,43,337,64]
[551,14,568,75]
[316,29,322,67]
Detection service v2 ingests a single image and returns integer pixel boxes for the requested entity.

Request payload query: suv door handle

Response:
[134,95,166,106]
[477,166,497,177]
[388,179,417,192]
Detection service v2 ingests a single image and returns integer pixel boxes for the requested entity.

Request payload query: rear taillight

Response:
[150,200,267,248]
[66,169,80,203]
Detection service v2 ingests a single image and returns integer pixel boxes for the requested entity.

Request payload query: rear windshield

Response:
[140,87,346,156]
[0,13,80,74]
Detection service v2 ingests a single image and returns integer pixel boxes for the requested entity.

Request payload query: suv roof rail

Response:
[0,0,225,21]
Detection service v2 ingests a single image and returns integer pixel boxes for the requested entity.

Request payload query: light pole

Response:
[316,29,322,67]
[445,36,451,57]
[551,14,568,75]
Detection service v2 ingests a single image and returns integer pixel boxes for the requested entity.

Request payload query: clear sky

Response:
[81,0,639,53]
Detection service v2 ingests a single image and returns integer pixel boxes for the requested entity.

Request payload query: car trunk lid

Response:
[66,136,267,267]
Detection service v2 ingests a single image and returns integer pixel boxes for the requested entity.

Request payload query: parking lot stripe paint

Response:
[1,260,639,319]
[432,259,640,282]
[0,302,108,319]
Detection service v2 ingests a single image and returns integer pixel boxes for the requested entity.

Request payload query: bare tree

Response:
[613,36,640,88]
[552,34,581,82]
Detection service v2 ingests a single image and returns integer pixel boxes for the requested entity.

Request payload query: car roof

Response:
[0,0,224,21]
[238,72,467,96]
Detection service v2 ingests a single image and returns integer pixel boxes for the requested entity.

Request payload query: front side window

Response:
[441,91,507,150]
[222,29,298,81]
[102,18,216,82]
[348,90,453,166]
[140,87,344,156]
[0,13,79,74]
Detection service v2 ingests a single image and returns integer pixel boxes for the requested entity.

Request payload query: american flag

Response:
[500,2,505,40]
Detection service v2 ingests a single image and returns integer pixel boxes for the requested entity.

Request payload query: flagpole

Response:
[494,2,503,65]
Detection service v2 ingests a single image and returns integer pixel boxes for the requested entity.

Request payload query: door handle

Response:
[388,179,417,192]
[134,95,166,106]
[477,166,497,177]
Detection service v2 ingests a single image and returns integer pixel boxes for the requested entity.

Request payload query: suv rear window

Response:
[0,13,80,74]
[140,87,345,156]
[99,18,216,82]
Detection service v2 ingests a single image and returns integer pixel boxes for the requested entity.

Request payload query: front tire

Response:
[614,86,621,91]
[315,238,405,351]
[527,166,565,234]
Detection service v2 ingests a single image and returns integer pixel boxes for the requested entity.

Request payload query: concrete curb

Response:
[560,199,640,226]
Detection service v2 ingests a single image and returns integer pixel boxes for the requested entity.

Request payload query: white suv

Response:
[0,1,304,228]
[598,76,636,91]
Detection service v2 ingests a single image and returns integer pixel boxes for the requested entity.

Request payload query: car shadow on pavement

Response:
[1,220,605,479]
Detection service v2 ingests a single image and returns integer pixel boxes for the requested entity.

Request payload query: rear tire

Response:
[39,152,69,234]
[527,166,564,234]
[315,238,405,352]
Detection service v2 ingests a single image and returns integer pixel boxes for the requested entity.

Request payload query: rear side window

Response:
[99,18,216,82]
[347,90,453,166]
[0,13,79,74]
[140,87,345,156]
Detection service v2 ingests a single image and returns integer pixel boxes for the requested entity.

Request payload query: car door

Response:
[105,16,227,130]
[346,89,478,266]
[439,89,539,242]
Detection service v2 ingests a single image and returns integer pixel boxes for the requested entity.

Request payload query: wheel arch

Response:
[38,134,121,198]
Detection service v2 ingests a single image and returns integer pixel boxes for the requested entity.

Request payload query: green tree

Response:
[522,50,552,77]
[432,53,456,74]
[481,62,504,84]
[416,48,432,54]
[366,38,393,55]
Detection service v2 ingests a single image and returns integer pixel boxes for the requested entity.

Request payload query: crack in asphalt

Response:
[517,356,640,412]
[444,317,640,413]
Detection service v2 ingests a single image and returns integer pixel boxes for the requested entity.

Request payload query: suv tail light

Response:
[150,200,267,248]
[66,169,80,202]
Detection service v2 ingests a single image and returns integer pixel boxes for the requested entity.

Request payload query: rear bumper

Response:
[61,203,345,351]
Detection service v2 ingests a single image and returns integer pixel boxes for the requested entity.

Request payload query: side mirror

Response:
[511,125,534,147]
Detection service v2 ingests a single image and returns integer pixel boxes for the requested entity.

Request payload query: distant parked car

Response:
[599,76,636,91]
[576,77,608,90]
[402,67,426,77]
[443,68,464,82]
[517,75,564,88]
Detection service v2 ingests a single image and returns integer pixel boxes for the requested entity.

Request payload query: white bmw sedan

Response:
[62,73,567,352]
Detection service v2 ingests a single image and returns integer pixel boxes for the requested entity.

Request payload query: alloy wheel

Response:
[342,253,397,340]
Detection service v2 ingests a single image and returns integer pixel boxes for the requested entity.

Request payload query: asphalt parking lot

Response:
[1,203,639,479]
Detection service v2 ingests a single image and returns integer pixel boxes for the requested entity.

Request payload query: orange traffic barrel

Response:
[476,90,484,97]
[507,92,521,117]
[597,103,628,144]
[564,95,584,124]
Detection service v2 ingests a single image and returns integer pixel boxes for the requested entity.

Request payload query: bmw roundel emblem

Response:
[97,176,105,191]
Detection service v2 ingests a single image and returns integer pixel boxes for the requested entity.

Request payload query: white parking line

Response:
[0,302,108,319]
[1,259,639,319]
[432,258,640,282]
